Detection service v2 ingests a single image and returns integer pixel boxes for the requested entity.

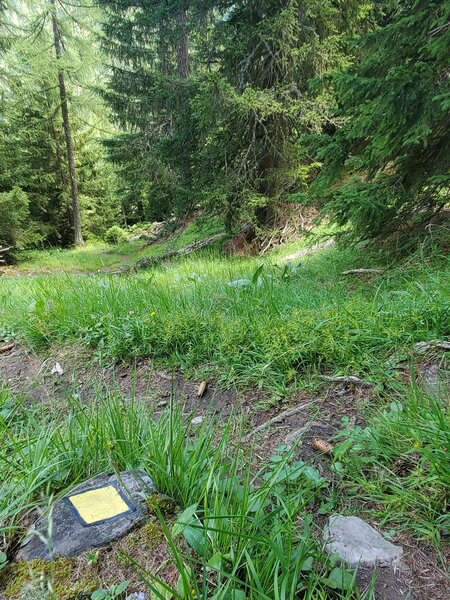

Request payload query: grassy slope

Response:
[0,241,448,390]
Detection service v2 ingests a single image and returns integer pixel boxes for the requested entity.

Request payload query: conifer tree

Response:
[99,0,205,222]
[193,0,362,228]
[100,0,364,229]
[310,0,450,243]
[0,0,119,247]
[50,0,84,246]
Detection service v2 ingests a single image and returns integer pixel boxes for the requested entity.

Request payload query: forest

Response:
[0,0,448,255]
[0,1,449,600]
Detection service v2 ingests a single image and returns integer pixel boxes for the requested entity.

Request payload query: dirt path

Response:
[1,344,448,599]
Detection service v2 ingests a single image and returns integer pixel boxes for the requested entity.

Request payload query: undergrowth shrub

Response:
[104,225,128,245]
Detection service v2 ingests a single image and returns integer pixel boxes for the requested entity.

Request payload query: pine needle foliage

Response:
[309,0,450,243]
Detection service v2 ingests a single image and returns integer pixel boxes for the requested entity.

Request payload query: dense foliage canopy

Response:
[0,0,448,251]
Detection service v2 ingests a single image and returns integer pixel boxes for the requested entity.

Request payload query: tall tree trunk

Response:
[50,0,84,246]
[176,9,190,79]
[158,23,170,76]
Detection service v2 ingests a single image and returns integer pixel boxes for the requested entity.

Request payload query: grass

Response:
[0,387,366,599]
[333,378,450,548]
[1,231,449,596]
[1,243,449,391]
[12,218,225,274]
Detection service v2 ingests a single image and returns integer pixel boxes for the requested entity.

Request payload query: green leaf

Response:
[115,580,130,595]
[318,501,334,515]
[230,590,246,600]
[151,581,174,599]
[91,591,108,600]
[251,264,264,284]
[176,567,193,597]
[172,504,198,537]
[207,552,223,571]
[183,524,208,556]
[324,567,354,591]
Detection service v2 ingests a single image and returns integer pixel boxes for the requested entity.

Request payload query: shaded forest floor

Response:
[3,219,226,275]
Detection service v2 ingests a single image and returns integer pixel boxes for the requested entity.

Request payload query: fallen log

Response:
[341,268,385,275]
[414,339,450,353]
[106,232,226,274]
[0,342,15,353]
[322,375,372,387]
[282,239,335,262]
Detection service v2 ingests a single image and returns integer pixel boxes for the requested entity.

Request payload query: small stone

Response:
[157,400,169,407]
[17,470,157,561]
[419,363,449,399]
[51,362,64,376]
[191,416,204,425]
[323,515,403,567]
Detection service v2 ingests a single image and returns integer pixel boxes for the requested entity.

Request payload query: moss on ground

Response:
[146,493,178,517]
[125,519,165,551]
[2,557,100,599]
[1,520,168,599]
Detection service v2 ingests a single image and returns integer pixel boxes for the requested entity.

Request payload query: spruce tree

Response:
[50,0,84,246]
[193,0,362,228]
[100,0,364,229]
[0,0,119,247]
[311,0,450,243]
[99,0,205,222]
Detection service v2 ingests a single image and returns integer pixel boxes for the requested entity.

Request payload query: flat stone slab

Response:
[17,470,157,561]
[323,515,403,567]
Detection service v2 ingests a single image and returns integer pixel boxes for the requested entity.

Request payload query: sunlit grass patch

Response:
[1,245,449,391]
[334,379,450,550]
[14,219,226,274]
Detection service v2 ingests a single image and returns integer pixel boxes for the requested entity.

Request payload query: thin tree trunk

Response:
[176,9,190,78]
[51,0,84,246]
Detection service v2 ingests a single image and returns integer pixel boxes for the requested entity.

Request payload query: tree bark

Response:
[176,9,190,79]
[51,0,84,246]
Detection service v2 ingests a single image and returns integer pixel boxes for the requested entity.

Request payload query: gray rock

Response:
[227,278,251,288]
[414,339,450,354]
[17,470,157,561]
[191,416,204,425]
[419,363,449,399]
[227,276,266,288]
[323,515,403,567]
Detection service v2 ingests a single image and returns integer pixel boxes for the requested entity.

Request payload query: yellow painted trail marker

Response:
[67,485,132,525]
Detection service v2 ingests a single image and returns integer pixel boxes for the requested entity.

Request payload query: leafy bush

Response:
[103,225,128,245]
